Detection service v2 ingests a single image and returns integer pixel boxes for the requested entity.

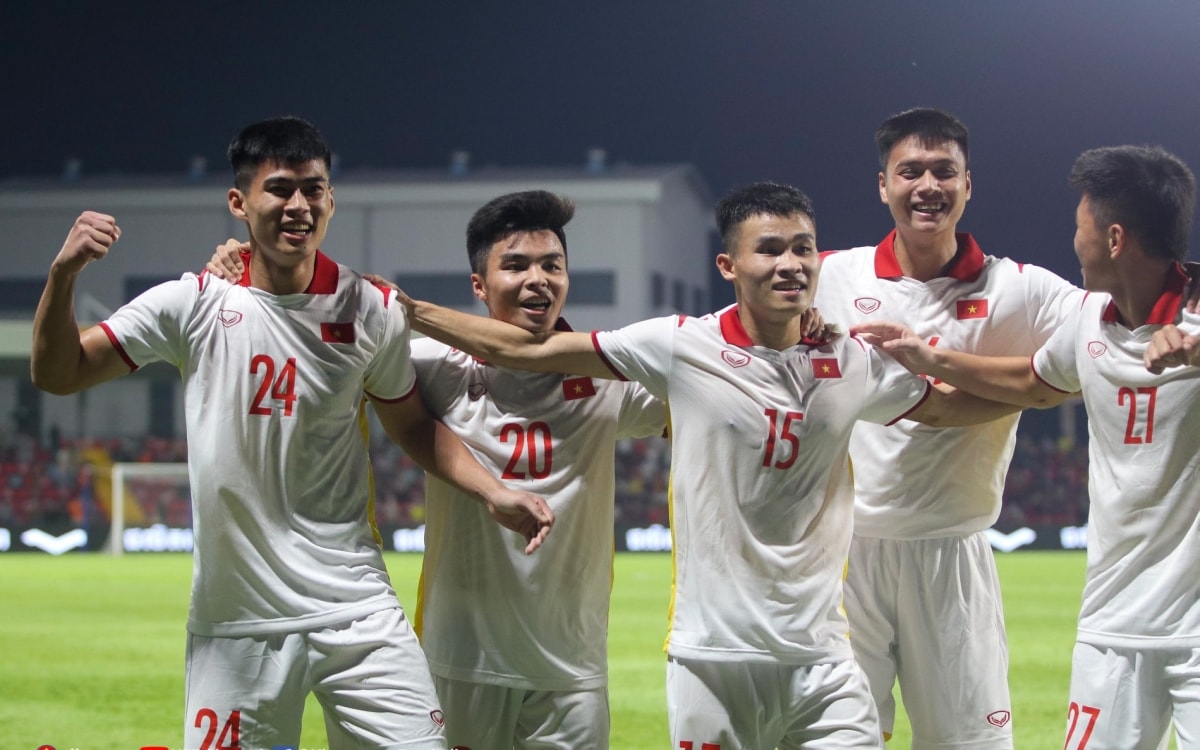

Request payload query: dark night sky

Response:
[4,0,1200,288]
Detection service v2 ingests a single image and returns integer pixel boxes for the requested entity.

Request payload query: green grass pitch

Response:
[1,551,1087,749]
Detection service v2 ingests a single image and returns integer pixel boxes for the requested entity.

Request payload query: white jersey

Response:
[816,231,1081,538]
[412,333,665,691]
[1033,264,1200,649]
[100,252,413,637]
[593,307,930,664]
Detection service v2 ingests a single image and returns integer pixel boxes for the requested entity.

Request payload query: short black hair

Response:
[1069,145,1196,262]
[715,182,815,253]
[228,116,332,191]
[875,107,969,171]
[466,191,575,274]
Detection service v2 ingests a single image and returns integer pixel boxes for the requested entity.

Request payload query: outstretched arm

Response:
[905,382,1027,427]
[853,320,1071,409]
[372,393,554,554]
[31,212,135,394]
[392,290,617,380]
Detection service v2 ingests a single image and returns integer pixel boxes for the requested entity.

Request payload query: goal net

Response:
[106,462,192,556]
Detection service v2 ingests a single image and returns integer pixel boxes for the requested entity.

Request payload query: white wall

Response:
[0,167,713,438]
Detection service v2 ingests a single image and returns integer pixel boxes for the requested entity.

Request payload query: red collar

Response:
[233,249,339,293]
[718,305,827,347]
[873,230,985,282]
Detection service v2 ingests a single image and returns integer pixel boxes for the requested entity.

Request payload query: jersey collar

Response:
[232,249,338,293]
[718,305,826,348]
[874,230,986,282]
[1100,262,1188,325]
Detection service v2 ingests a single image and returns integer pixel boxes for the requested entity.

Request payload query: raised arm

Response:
[853,320,1071,409]
[31,212,135,394]
[371,392,554,554]
[400,293,617,379]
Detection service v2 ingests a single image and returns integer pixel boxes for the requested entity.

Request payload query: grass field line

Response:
[0,551,1090,749]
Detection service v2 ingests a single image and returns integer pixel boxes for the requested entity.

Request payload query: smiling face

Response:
[228,158,334,268]
[716,211,819,334]
[472,229,569,333]
[880,135,971,244]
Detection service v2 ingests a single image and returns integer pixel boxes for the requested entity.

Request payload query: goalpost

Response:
[107,462,191,556]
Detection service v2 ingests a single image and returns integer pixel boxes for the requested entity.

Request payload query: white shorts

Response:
[431,675,608,750]
[666,656,883,750]
[184,606,446,750]
[843,533,1012,747]
[1064,641,1200,750]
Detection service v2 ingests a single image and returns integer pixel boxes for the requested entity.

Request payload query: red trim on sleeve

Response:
[887,380,932,425]
[590,330,629,381]
[1031,354,1073,394]
[365,381,419,403]
[98,322,139,372]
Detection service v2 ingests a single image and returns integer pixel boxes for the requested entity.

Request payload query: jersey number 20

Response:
[500,421,553,479]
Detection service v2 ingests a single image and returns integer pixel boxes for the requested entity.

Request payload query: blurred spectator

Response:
[0,430,1092,533]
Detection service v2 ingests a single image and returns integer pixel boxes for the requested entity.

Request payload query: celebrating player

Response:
[30,116,552,749]
[385,181,1019,749]
[855,144,1200,750]
[208,189,666,748]
[814,107,1083,745]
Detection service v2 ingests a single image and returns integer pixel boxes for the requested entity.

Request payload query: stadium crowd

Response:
[0,427,1087,531]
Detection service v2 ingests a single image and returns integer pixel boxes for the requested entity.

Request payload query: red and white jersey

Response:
[593,307,929,664]
[816,231,1081,538]
[1033,265,1200,649]
[100,252,413,637]
[412,333,665,691]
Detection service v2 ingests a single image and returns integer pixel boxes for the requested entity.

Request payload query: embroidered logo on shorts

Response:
[1087,341,1107,358]
[218,309,243,327]
[987,709,1011,727]
[430,709,446,727]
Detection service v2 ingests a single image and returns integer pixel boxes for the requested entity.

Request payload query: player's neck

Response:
[737,307,804,350]
[1107,257,1176,329]
[249,253,317,295]
[892,228,959,282]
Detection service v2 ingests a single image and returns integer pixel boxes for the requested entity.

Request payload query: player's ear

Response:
[878,172,888,204]
[228,188,247,221]
[471,273,488,303]
[1108,223,1126,259]
[715,252,736,281]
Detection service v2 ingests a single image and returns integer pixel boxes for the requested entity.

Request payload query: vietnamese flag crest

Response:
[562,376,597,400]
[320,322,356,343]
[812,358,842,379]
[956,299,989,320]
